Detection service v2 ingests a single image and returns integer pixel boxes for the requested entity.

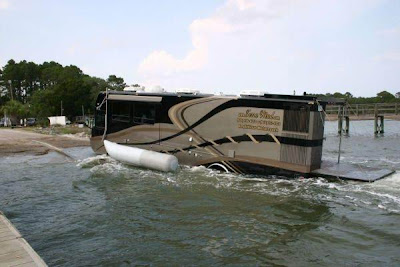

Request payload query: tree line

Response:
[309,91,400,104]
[0,59,126,121]
[1,59,399,123]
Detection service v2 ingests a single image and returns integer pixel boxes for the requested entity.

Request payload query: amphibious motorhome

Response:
[91,89,328,175]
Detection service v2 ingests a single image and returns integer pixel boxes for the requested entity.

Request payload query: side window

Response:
[95,110,105,127]
[133,103,156,125]
[111,101,130,123]
[94,94,106,129]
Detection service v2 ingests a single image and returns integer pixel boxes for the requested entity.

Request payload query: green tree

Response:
[1,59,19,101]
[0,59,42,103]
[0,100,28,118]
[332,92,345,98]
[377,91,395,102]
[344,92,353,99]
[0,59,126,120]
[39,61,63,89]
[30,88,58,118]
[0,68,8,106]
[22,61,40,102]
[107,75,126,91]
[84,76,108,106]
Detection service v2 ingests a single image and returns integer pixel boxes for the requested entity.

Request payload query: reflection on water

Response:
[0,120,400,266]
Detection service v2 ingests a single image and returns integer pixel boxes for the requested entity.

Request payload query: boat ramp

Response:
[312,161,395,182]
[0,211,46,267]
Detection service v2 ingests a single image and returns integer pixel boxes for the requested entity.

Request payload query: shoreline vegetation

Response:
[0,59,128,126]
[1,59,400,126]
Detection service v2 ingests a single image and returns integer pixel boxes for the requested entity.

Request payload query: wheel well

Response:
[207,163,230,173]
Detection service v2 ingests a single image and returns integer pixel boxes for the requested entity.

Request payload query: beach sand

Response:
[0,128,90,157]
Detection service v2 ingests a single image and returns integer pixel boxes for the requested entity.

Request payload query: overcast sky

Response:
[1,0,399,96]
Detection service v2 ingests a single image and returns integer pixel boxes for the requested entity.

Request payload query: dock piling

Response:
[338,106,343,134]
[338,106,350,135]
[344,116,350,135]
[338,116,343,134]
[374,115,384,135]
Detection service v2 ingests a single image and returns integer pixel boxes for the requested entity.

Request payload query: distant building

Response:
[48,116,67,126]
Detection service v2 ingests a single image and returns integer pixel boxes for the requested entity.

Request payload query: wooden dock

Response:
[0,212,46,267]
[326,103,400,121]
[312,161,395,182]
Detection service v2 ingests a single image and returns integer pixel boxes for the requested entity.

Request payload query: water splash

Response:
[76,154,110,168]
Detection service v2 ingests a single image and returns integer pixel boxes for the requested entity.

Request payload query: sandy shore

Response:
[0,128,90,157]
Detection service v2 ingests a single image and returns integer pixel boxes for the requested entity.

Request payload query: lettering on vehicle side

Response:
[237,109,282,133]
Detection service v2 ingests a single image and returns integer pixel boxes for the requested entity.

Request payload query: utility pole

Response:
[8,80,14,101]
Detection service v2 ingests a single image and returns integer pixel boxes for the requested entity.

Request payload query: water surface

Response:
[1,120,400,266]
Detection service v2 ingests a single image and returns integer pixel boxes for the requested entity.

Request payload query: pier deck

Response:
[312,161,395,182]
[0,212,46,267]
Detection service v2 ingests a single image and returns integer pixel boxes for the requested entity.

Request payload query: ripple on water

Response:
[77,154,400,214]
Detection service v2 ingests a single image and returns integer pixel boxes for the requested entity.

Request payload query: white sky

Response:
[1,0,399,96]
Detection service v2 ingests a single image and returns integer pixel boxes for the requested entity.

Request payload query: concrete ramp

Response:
[312,161,395,182]
[0,212,47,266]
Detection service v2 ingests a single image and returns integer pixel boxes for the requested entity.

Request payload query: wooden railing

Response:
[326,103,399,116]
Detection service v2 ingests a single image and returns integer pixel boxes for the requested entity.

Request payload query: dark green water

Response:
[1,120,400,266]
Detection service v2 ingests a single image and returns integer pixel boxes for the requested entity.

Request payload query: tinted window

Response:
[133,103,156,125]
[95,110,105,127]
[111,101,130,123]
